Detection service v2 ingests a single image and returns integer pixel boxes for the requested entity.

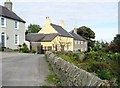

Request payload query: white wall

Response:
[0,16,25,49]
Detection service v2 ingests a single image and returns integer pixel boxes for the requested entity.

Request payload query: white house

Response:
[0,0,26,49]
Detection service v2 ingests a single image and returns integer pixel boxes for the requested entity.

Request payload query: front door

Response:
[1,32,6,48]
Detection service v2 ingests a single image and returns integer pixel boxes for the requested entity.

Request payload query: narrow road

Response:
[2,52,50,86]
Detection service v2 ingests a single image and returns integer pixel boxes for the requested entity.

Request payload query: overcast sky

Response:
[0,0,119,42]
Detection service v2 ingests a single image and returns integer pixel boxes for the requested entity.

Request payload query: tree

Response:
[76,26,95,51]
[109,34,120,52]
[77,26,95,40]
[113,34,120,46]
[27,24,41,33]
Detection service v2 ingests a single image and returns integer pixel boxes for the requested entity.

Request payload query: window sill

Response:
[1,26,6,28]
[15,28,19,30]
[15,44,19,46]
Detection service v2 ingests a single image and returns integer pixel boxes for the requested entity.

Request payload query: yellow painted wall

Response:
[52,36,74,51]
[38,18,58,34]
[38,25,58,34]
[40,35,74,51]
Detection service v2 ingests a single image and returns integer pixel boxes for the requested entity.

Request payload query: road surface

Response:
[2,52,49,86]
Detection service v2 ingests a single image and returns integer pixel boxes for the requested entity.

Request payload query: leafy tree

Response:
[76,26,95,51]
[77,26,95,40]
[27,24,41,33]
[108,43,120,52]
[108,34,120,52]
[113,34,120,46]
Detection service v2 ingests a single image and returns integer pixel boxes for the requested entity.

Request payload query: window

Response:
[15,34,19,45]
[48,46,52,51]
[15,21,19,29]
[81,41,83,44]
[1,17,6,27]
[75,41,77,44]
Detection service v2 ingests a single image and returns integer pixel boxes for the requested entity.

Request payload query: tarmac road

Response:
[2,52,49,86]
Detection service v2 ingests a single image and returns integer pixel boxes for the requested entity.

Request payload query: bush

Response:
[108,43,120,52]
[19,43,30,53]
[83,53,94,62]
[58,52,79,64]
[97,68,113,80]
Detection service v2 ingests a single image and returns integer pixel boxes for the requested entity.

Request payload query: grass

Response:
[45,72,61,86]
[44,55,62,87]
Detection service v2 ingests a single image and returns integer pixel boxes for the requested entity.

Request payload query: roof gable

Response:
[0,5,25,23]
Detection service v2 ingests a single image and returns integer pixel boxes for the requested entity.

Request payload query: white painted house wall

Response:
[0,16,25,49]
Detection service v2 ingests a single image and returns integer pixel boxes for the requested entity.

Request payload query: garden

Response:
[56,40,120,86]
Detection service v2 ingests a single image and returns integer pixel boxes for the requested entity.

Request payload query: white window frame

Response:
[1,17,6,28]
[81,41,83,44]
[75,41,77,44]
[15,34,19,45]
[15,21,19,30]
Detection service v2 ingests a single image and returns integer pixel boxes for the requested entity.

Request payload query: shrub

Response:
[19,43,30,53]
[108,43,120,52]
[83,52,94,62]
[97,68,113,80]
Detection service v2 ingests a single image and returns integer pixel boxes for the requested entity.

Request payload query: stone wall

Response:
[46,51,109,86]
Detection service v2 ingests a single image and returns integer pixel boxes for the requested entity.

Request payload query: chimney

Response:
[59,20,64,28]
[73,28,77,34]
[4,0,13,11]
[44,17,51,26]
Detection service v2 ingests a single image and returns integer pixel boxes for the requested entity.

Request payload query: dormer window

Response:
[15,21,19,29]
[1,17,6,27]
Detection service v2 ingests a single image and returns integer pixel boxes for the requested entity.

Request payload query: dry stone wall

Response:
[46,51,109,86]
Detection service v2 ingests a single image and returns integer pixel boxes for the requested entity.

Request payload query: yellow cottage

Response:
[26,17,74,52]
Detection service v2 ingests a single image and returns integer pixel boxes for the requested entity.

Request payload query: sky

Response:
[0,0,119,42]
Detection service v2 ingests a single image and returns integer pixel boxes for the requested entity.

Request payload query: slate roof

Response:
[0,5,25,23]
[41,33,58,42]
[25,33,45,42]
[26,33,58,42]
[50,23,73,38]
[70,32,86,41]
